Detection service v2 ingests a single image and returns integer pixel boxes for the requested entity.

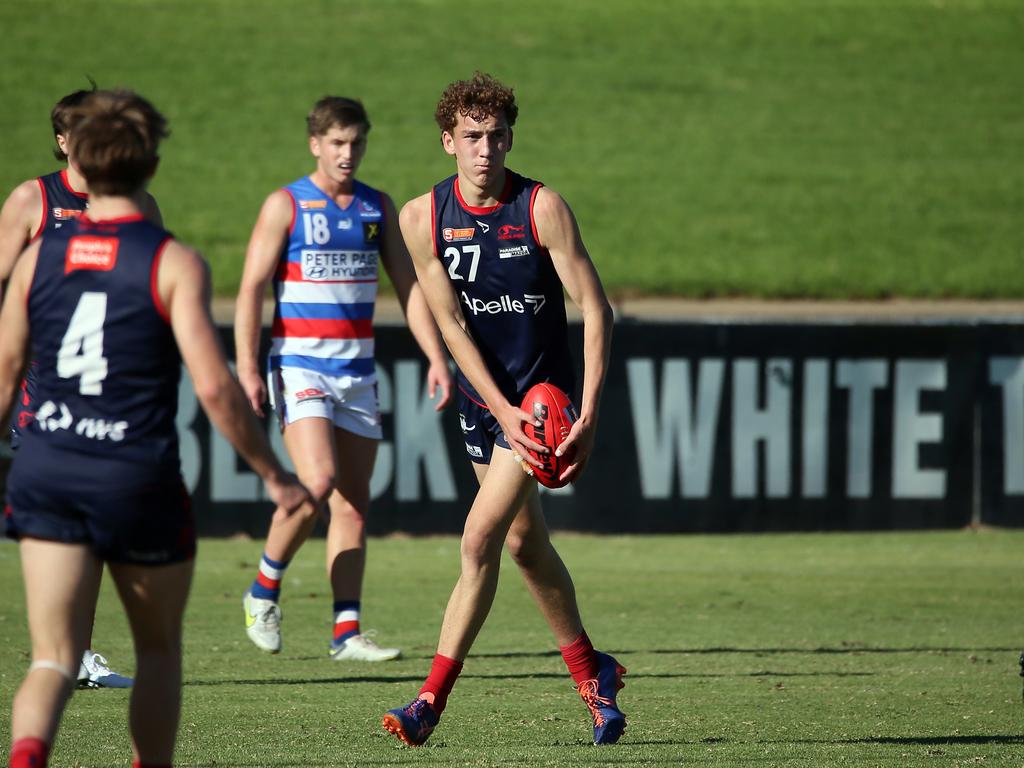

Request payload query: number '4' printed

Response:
[57,291,108,395]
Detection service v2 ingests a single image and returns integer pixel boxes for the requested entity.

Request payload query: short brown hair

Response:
[51,83,97,161]
[68,90,169,197]
[434,72,518,133]
[306,96,370,137]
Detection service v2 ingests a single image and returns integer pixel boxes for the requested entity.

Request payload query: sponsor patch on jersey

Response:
[499,245,530,259]
[53,207,83,221]
[298,199,328,210]
[359,199,381,217]
[443,227,475,242]
[363,221,380,243]
[65,236,118,273]
[497,224,526,240]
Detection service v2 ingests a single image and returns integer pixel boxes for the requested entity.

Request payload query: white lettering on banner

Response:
[370,365,392,499]
[835,360,888,498]
[394,361,456,501]
[626,358,724,499]
[802,360,830,498]
[732,359,792,498]
[989,357,1024,494]
[892,360,946,498]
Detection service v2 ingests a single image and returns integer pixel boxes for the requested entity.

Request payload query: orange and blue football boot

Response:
[577,651,626,744]
[382,698,439,746]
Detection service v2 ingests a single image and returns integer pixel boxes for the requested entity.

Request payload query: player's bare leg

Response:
[478,457,628,745]
[325,428,375,603]
[473,462,584,645]
[327,428,398,661]
[243,417,331,652]
[11,539,101,756]
[437,445,536,660]
[109,559,193,766]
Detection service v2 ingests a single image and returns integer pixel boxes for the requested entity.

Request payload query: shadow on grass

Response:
[463,645,1020,659]
[185,669,873,687]
[759,735,1024,746]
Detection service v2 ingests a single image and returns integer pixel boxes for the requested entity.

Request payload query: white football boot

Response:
[328,631,401,662]
[77,650,133,689]
[243,590,282,653]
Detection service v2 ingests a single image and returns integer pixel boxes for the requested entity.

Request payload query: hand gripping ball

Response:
[521,382,578,488]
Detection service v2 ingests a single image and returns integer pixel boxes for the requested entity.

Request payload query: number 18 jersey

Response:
[15,215,181,480]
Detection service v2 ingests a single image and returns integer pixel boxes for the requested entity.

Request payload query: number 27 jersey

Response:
[431,170,573,404]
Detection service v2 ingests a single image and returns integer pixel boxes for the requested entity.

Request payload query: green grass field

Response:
[1,0,1022,299]
[1,531,1022,766]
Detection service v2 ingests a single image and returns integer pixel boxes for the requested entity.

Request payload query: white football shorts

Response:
[268,366,382,440]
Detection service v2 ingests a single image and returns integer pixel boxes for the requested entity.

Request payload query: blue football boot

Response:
[577,651,626,744]
[382,697,439,746]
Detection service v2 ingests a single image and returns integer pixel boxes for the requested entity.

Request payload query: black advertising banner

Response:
[167,321,1024,535]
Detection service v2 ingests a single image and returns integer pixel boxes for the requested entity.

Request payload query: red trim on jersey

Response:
[271,316,373,339]
[430,189,439,259]
[277,261,376,284]
[150,237,173,324]
[60,169,89,199]
[528,183,545,248]
[79,214,146,227]
[284,188,297,236]
[458,384,489,409]
[454,174,512,215]
[33,178,47,240]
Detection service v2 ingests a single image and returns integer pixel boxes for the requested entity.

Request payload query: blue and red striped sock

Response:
[249,553,289,602]
[331,600,360,648]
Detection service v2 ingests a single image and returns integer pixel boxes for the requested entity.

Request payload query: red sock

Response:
[418,653,463,716]
[9,738,49,768]
[560,631,599,686]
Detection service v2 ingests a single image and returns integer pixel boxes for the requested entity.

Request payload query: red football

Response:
[521,382,578,488]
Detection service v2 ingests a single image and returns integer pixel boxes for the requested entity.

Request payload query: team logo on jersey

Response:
[53,207,83,221]
[475,220,490,233]
[443,227,475,242]
[497,224,526,240]
[363,221,380,242]
[358,199,380,216]
[65,236,118,274]
[499,245,530,259]
[338,218,353,230]
[299,199,328,210]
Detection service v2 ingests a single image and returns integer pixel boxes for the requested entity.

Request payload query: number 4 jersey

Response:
[431,170,574,404]
[15,214,182,479]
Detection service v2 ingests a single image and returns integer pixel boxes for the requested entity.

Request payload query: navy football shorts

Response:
[5,463,195,565]
[457,388,511,465]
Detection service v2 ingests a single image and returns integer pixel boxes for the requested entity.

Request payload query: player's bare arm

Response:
[0,241,39,426]
[399,194,546,466]
[160,239,308,516]
[234,189,292,416]
[379,193,452,411]
[0,180,43,299]
[533,187,613,482]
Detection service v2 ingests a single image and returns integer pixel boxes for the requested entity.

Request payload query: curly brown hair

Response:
[434,72,518,133]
